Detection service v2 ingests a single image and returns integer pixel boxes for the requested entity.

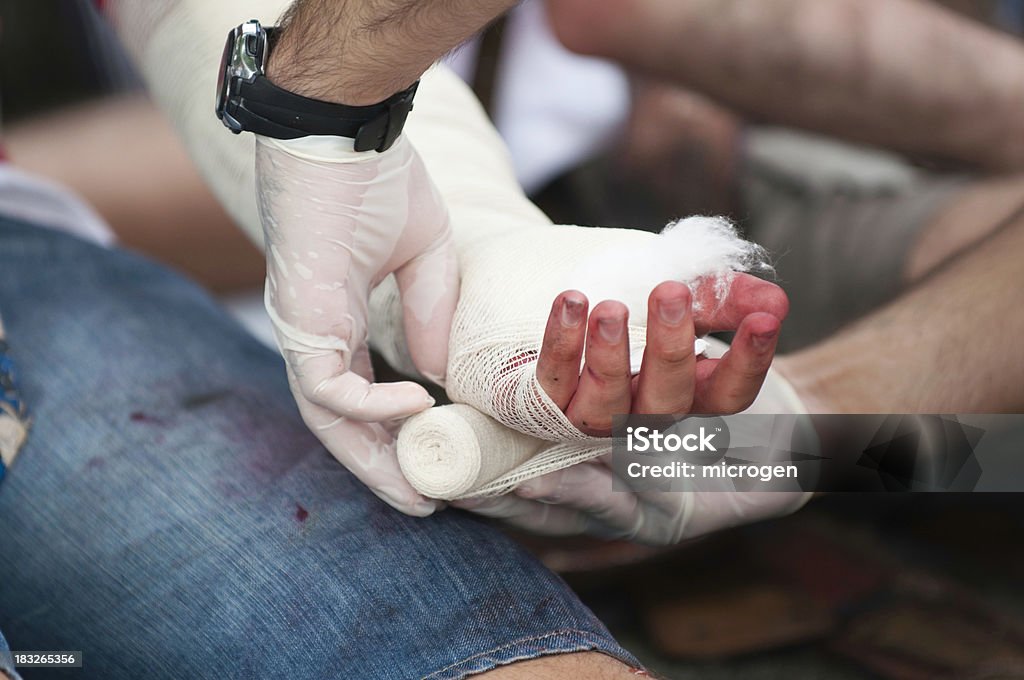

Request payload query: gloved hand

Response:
[256,133,458,514]
[454,340,815,544]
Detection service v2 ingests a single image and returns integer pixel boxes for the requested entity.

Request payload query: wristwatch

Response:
[215,19,418,152]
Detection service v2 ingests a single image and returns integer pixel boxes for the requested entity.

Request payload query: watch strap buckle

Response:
[353,81,419,153]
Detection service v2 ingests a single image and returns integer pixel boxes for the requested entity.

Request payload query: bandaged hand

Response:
[256,134,458,513]
[376,67,807,529]
[447,276,804,543]
[536,276,787,436]
[457,338,815,545]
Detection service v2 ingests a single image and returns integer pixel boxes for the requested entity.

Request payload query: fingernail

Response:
[659,296,688,325]
[562,297,585,328]
[752,330,778,352]
[598,316,625,343]
[424,395,436,407]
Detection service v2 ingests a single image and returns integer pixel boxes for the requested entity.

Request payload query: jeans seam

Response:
[422,627,641,680]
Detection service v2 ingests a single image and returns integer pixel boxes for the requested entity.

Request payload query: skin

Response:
[267,0,518,105]
[778,204,1024,414]
[504,182,1024,538]
[547,0,1024,172]
[5,95,266,293]
[537,275,787,435]
[481,652,644,679]
[905,174,1024,283]
[92,0,1022,672]
[510,0,1024,544]
[537,0,1024,417]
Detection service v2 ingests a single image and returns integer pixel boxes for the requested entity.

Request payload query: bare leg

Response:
[777,207,1024,413]
[906,174,1024,282]
[478,652,640,679]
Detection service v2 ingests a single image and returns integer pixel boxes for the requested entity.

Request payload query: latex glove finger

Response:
[514,458,646,536]
[509,359,814,545]
[513,452,694,544]
[519,457,804,546]
[350,345,375,382]
[286,371,441,517]
[452,494,591,537]
[257,134,455,422]
[282,345,435,421]
[394,225,460,386]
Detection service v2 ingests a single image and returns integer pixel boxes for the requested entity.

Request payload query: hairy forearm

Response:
[576,0,1024,171]
[269,0,517,105]
[106,0,539,248]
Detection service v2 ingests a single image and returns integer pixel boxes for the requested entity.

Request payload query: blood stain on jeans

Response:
[130,411,165,425]
[295,503,310,523]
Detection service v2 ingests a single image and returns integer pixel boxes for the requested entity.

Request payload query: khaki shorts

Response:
[739,128,966,351]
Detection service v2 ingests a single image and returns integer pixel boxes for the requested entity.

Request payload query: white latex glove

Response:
[454,347,816,545]
[108,1,458,515]
[256,134,458,514]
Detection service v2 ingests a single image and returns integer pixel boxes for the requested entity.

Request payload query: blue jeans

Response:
[0,218,639,679]
[0,628,20,680]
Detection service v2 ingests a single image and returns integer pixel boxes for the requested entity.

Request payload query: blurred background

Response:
[3,1,1024,677]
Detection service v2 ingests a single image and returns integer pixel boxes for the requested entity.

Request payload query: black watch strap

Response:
[226,76,418,152]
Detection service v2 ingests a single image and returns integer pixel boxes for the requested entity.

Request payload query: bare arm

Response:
[550,0,1024,171]
[268,0,517,105]
[105,0,517,245]
[5,95,265,293]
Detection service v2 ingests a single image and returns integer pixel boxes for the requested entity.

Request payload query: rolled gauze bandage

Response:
[397,405,614,500]
[397,404,546,499]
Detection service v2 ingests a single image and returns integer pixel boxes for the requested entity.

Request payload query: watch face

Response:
[215,27,237,121]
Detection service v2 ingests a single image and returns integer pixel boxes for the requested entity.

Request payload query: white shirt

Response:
[446,0,630,194]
